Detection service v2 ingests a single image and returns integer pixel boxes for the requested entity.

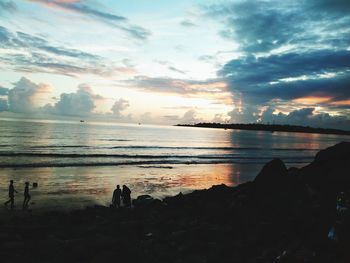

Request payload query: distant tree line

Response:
[176,122,350,136]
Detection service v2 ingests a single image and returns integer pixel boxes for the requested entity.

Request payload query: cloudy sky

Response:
[0,0,349,128]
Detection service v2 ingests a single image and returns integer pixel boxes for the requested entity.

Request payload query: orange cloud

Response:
[293,96,332,105]
[329,100,350,106]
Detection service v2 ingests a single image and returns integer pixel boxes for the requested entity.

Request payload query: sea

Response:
[0,118,349,210]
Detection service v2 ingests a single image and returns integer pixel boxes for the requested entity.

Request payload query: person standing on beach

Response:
[112,185,121,208]
[122,185,131,207]
[23,182,31,209]
[4,180,17,209]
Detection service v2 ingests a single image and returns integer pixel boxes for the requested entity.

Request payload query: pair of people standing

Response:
[112,185,131,208]
[4,180,31,209]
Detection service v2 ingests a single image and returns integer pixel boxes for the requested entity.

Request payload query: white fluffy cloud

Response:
[0,77,135,119]
[44,84,104,117]
[7,77,52,113]
[111,98,130,118]
[212,113,229,123]
[179,109,203,124]
[228,105,258,124]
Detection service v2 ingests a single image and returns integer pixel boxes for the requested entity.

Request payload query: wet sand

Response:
[1,142,350,262]
[0,163,260,211]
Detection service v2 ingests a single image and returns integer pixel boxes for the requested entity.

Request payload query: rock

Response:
[252,158,311,218]
[314,141,350,163]
[300,142,350,195]
[254,158,288,186]
[287,167,300,177]
[133,195,162,208]
[163,192,184,206]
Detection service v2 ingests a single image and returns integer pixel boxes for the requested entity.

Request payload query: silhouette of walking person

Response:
[112,185,121,208]
[23,182,31,209]
[122,185,131,207]
[4,180,18,209]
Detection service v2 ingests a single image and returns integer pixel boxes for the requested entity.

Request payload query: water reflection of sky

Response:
[0,118,349,211]
[0,164,244,211]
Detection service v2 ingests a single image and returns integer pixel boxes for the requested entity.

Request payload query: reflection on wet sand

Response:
[0,164,243,211]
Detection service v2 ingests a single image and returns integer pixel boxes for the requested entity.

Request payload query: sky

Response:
[0,0,350,129]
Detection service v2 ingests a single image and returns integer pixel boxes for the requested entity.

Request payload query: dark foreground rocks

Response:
[1,142,350,263]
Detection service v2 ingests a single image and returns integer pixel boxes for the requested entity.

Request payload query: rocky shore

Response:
[1,142,350,263]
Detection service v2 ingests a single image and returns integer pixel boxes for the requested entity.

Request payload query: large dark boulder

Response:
[300,142,350,195]
[163,184,237,210]
[252,158,310,220]
[132,195,163,209]
[314,141,350,163]
[254,158,288,186]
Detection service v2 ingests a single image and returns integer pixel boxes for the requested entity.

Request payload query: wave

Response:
[98,139,132,142]
[109,146,320,151]
[137,165,174,169]
[0,152,314,160]
[0,158,312,168]
[29,145,91,148]
[15,145,321,151]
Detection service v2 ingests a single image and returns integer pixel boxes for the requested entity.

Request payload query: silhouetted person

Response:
[112,185,121,208]
[23,182,31,209]
[122,185,131,207]
[4,180,17,209]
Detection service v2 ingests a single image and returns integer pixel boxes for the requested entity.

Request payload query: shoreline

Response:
[0,163,256,211]
[1,142,350,262]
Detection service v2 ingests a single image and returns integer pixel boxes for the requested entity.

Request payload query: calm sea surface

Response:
[0,118,349,210]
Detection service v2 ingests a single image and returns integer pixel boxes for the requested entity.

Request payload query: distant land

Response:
[176,123,350,136]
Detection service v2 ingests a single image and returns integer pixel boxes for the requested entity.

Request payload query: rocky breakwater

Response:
[0,142,350,263]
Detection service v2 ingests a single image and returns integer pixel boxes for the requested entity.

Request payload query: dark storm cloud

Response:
[203,0,350,128]
[219,50,350,103]
[308,0,350,14]
[205,1,302,53]
[261,107,350,130]
[27,0,151,40]
[254,74,350,103]
[206,0,350,53]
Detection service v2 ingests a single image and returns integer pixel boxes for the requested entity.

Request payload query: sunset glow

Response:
[0,0,349,129]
